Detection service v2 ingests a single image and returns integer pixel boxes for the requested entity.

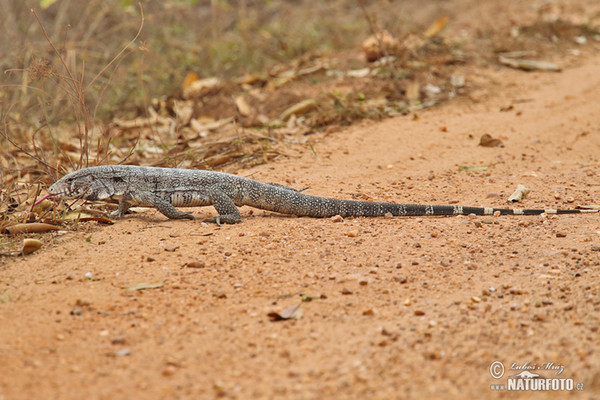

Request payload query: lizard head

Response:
[48,168,106,200]
[48,169,94,199]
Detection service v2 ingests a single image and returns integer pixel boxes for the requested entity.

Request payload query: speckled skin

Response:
[48,165,595,224]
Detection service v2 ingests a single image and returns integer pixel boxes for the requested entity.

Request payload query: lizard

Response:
[44,165,598,225]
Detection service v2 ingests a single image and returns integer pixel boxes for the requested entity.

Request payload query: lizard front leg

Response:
[112,193,133,218]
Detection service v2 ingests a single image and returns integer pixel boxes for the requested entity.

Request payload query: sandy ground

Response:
[2,3,600,400]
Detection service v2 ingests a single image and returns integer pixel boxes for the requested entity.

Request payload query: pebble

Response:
[111,336,126,345]
[414,310,425,316]
[394,276,407,284]
[404,299,412,306]
[471,296,481,303]
[70,306,83,316]
[341,287,353,295]
[113,348,131,357]
[164,245,179,252]
[362,308,376,316]
[330,215,343,223]
[185,261,206,268]
[555,231,567,238]
[162,365,177,377]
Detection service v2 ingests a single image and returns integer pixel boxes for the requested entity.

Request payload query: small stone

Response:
[394,276,407,284]
[555,231,567,238]
[111,336,126,345]
[450,74,465,88]
[70,306,83,316]
[162,365,177,377]
[146,256,155,262]
[362,308,376,316]
[113,348,131,357]
[566,196,575,203]
[185,261,206,269]
[344,230,359,238]
[330,215,344,223]
[164,245,178,252]
[233,283,243,289]
[471,296,481,303]
[404,299,412,306]
[213,290,227,299]
[414,310,425,316]
[341,287,353,295]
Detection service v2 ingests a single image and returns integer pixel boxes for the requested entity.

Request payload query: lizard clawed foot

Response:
[203,215,242,226]
[178,212,196,220]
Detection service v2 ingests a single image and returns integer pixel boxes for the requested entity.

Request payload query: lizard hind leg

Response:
[205,185,242,225]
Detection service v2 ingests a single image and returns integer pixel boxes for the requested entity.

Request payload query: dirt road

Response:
[2,31,600,400]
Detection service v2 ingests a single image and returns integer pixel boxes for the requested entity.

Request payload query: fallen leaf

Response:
[498,56,561,72]
[507,184,530,203]
[479,133,503,147]
[280,99,318,121]
[459,165,489,171]
[6,223,60,234]
[423,16,449,39]
[125,282,164,291]
[22,239,43,255]
[268,304,303,321]
[234,95,254,117]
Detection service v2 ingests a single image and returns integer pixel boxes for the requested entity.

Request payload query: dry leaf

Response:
[423,16,449,38]
[268,304,303,321]
[479,133,504,147]
[280,99,318,121]
[182,77,223,99]
[234,95,254,117]
[22,238,43,255]
[507,184,530,203]
[362,30,399,62]
[498,56,561,72]
[125,282,164,291]
[6,223,60,235]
